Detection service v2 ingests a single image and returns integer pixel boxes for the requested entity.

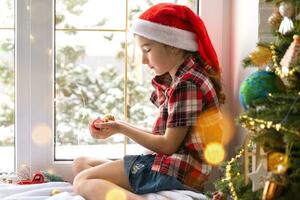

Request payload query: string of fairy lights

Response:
[222,148,245,200]
[239,90,300,138]
[270,43,299,78]
[222,141,254,200]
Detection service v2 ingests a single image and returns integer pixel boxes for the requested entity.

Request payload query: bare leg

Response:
[72,156,112,175]
[75,179,144,200]
[73,159,144,200]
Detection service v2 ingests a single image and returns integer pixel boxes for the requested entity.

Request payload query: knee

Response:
[72,156,88,175]
[73,170,87,189]
[73,172,90,194]
[73,178,83,194]
[73,179,92,195]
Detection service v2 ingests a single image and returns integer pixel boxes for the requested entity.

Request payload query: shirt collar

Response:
[151,55,196,90]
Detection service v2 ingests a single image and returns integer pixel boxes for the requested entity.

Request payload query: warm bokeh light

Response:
[268,152,289,174]
[204,142,225,165]
[46,168,54,174]
[32,124,52,145]
[106,189,126,200]
[196,107,234,145]
[51,189,61,196]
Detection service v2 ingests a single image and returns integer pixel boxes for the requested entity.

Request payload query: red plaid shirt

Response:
[150,55,219,190]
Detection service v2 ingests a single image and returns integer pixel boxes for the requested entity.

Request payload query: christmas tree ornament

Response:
[102,114,115,122]
[243,135,253,185]
[296,12,300,21]
[278,1,295,35]
[267,152,289,174]
[248,46,272,67]
[248,163,268,191]
[262,174,286,200]
[280,35,300,73]
[268,10,283,28]
[279,1,295,18]
[262,180,284,200]
[92,114,115,130]
[278,35,300,89]
[239,71,285,110]
[279,17,294,35]
[244,135,267,185]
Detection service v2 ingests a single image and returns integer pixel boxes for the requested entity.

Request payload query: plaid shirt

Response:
[150,55,219,191]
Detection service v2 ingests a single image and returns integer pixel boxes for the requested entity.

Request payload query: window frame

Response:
[15,0,224,182]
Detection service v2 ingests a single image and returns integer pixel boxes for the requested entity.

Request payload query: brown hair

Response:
[191,52,226,104]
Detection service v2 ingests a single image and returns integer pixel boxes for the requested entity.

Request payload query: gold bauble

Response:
[249,46,272,66]
[51,189,61,196]
[267,152,288,174]
[268,11,283,28]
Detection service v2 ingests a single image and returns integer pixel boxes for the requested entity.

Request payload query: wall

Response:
[198,0,258,190]
[230,0,259,148]
[259,0,274,42]
[201,0,259,152]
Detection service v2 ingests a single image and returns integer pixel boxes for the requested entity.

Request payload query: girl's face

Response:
[136,35,181,76]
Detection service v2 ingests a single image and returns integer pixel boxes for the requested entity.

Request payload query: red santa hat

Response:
[132,3,220,73]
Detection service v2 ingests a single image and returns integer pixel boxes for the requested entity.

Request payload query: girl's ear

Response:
[170,46,181,55]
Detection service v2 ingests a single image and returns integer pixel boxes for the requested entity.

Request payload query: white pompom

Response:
[279,17,294,35]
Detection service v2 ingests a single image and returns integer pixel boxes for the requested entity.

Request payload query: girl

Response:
[73,3,225,200]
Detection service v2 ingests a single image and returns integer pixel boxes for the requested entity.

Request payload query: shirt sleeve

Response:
[167,80,203,128]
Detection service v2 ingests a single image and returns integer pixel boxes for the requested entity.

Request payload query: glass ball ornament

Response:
[268,152,289,174]
[239,71,285,110]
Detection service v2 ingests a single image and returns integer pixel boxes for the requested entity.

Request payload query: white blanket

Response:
[0,182,208,200]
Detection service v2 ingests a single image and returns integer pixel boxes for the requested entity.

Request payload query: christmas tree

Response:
[214,0,300,199]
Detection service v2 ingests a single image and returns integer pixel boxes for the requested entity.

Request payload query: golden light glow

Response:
[32,124,52,145]
[48,48,52,56]
[106,189,126,200]
[46,168,54,174]
[30,34,34,42]
[51,189,61,196]
[196,107,234,145]
[204,142,225,165]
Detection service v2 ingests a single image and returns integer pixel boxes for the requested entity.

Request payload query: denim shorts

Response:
[123,154,185,194]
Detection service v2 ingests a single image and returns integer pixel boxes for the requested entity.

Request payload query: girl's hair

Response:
[160,43,225,105]
[191,52,226,104]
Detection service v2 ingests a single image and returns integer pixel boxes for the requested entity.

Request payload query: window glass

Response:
[0,0,14,172]
[55,0,126,30]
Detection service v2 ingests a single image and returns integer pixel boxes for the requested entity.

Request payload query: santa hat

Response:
[132,3,220,73]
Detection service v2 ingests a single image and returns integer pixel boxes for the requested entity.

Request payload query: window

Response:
[54,0,199,160]
[0,0,14,173]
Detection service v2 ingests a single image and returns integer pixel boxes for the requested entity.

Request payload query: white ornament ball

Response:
[279,2,295,18]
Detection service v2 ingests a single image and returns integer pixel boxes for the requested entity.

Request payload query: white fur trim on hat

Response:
[132,19,198,51]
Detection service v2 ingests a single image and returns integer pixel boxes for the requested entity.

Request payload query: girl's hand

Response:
[89,118,120,139]
[212,191,224,200]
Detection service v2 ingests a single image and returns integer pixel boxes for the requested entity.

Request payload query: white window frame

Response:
[16,0,227,182]
[16,0,63,180]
